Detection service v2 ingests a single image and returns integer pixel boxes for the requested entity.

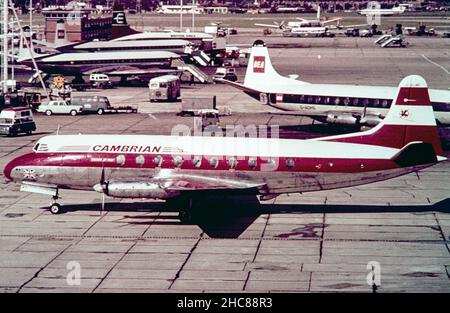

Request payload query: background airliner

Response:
[255,6,342,37]
[3,75,446,223]
[218,41,450,127]
[359,4,407,16]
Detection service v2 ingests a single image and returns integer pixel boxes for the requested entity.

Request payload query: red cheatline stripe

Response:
[4,152,401,175]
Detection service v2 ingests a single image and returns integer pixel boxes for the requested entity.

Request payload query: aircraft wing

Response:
[214,78,260,94]
[107,68,183,76]
[322,18,342,25]
[254,23,281,29]
[82,66,182,77]
[153,174,265,192]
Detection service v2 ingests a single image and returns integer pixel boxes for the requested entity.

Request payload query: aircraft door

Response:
[259,93,269,105]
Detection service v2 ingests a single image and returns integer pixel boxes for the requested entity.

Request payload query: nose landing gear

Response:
[49,195,63,214]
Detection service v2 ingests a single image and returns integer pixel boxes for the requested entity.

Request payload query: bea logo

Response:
[253,56,265,73]
[113,13,125,24]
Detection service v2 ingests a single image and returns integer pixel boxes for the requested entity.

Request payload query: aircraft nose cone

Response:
[3,158,17,180]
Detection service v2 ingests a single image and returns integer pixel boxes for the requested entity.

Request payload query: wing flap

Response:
[157,174,264,191]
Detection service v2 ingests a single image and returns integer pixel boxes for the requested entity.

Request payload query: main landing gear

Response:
[166,196,198,224]
[178,210,193,224]
[49,194,64,214]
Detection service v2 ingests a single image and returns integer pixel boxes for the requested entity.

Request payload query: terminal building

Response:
[42,3,112,43]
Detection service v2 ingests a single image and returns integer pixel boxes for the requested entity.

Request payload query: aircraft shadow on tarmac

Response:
[56,197,450,239]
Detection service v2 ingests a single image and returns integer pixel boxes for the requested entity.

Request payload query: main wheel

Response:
[97,108,104,115]
[70,110,77,116]
[50,203,62,214]
[45,110,52,116]
[178,210,193,224]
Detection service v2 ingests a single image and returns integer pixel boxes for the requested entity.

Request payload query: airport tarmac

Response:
[0,36,449,293]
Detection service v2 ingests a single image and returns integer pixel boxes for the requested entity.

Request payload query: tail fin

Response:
[318,75,445,158]
[244,40,307,90]
[53,19,71,48]
[17,26,49,61]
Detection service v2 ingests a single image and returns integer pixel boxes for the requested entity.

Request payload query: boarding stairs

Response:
[191,51,212,67]
[374,34,392,45]
[172,59,212,84]
[381,36,405,48]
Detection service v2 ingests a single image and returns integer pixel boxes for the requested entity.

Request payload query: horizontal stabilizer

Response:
[391,142,438,167]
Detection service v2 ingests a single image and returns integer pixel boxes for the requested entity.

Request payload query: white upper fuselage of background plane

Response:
[359,6,406,16]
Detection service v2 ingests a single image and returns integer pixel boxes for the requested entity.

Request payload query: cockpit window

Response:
[33,143,40,152]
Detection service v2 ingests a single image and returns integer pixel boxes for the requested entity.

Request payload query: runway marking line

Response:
[421,54,450,75]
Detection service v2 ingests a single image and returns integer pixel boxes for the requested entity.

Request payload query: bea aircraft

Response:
[3,75,446,223]
[218,41,450,127]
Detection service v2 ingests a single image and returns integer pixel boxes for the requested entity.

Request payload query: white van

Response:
[89,74,112,89]
[149,75,181,102]
[0,107,36,136]
[213,67,238,82]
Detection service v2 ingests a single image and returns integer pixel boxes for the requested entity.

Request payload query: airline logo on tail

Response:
[113,12,127,25]
[253,56,265,73]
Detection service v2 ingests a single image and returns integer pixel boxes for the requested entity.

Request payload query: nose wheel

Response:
[50,203,61,214]
[49,195,63,214]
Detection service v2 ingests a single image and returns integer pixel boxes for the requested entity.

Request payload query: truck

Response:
[70,95,113,114]
[178,96,216,116]
[194,109,221,132]
[0,107,36,136]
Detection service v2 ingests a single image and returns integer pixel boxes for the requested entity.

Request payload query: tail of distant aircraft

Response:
[17,27,49,61]
[316,75,446,160]
[243,40,308,90]
[111,4,140,39]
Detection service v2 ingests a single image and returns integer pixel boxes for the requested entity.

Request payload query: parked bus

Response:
[149,75,181,102]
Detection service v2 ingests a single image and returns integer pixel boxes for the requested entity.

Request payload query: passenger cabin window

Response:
[33,143,40,152]
[153,155,163,167]
[173,156,183,167]
[285,158,295,169]
[209,157,219,168]
[248,158,257,169]
[116,155,126,166]
[193,156,202,168]
[227,157,238,169]
[136,155,145,166]
[265,158,277,171]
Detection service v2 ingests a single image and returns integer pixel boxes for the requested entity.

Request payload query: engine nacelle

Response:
[95,182,180,199]
[361,115,384,127]
[325,113,359,126]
